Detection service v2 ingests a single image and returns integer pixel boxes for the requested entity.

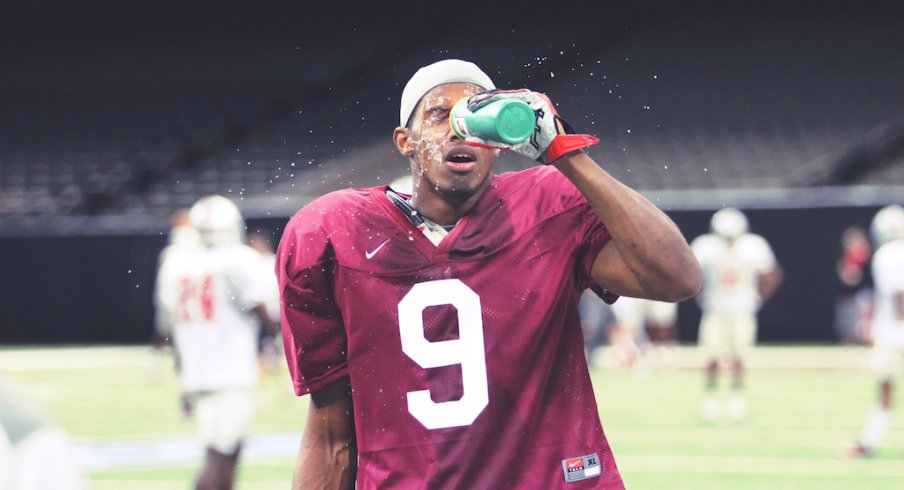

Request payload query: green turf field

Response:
[1,345,901,489]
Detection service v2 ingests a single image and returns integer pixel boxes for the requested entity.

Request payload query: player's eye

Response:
[426,107,450,123]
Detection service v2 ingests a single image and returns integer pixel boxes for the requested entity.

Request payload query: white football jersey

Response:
[871,239,904,346]
[157,242,276,391]
[691,233,776,314]
[154,226,203,335]
[611,296,677,332]
[256,251,280,322]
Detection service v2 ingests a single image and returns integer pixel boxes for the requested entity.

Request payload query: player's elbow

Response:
[661,259,703,303]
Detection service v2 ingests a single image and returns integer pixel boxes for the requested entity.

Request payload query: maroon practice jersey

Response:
[278,165,624,488]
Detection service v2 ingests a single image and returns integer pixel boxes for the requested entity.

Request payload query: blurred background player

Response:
[849,204,904,457]
[245,229,281,375]
[609,297,679,374]
[643,299,680,356]
[154,195,279,490]
[245,229,279,320]
[0,374,85,490]
[150,207,202,382]
[691,208,783,421]
[833,225,874,345]
[579,288,617,368]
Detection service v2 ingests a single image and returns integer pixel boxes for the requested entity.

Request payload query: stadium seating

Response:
[1,7,902,224]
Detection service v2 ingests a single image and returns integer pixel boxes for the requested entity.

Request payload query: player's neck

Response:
[410,179,490,226]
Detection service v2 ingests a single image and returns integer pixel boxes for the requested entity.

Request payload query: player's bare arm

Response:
[553,150,703,302]
[250,304,279,336]
[896,291,904,322]
[453,88,701,301]
[757,263,784,303]
[294,377,357,490]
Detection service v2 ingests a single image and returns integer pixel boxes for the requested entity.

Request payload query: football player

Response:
[151,208,202,381]
[579,288,617,368]
[849,204,904,457]
[691,208,783,421]
[609,296,679,373]
[833,225,874,345]
[277,59,702,489]
[155,195,278,490]
[245,229,282,375]
[0,374,85,489]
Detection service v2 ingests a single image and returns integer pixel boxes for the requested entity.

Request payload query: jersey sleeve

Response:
[225,246,278,310]
[545,169,618,303]
[153,251,178,336]
[690,235,711,264]
[873,245,904,294]
[749,234,777,273]
[276,203,348,395]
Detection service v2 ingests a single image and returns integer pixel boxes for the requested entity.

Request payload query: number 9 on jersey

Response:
[398,279,489,430]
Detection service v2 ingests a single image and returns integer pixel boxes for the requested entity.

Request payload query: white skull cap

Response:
[399,59,495,128]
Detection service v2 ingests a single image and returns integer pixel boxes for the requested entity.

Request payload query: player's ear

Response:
[393,127,416,158]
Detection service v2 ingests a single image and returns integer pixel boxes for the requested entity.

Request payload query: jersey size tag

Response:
[561,453,601,482]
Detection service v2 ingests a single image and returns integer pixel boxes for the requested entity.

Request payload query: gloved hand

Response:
[462,89,599,164]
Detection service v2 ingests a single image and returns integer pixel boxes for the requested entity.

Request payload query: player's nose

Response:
[447,122,462,142]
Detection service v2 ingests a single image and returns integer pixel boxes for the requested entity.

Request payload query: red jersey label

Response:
[566,458,585,470]
[562,453,602,482]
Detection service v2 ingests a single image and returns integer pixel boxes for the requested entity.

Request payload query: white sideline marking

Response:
[80,436,904,480]
[0,345,159,370]
[618,454,904,477]
[76,432,300,470]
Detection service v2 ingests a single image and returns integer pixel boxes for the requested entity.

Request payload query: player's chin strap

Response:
[387,189,426,228]
[386,189,455,246]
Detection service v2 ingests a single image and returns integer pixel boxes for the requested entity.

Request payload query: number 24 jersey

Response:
[277,166,625,489]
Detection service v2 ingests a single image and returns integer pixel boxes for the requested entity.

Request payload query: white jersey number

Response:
[398,279,488,430]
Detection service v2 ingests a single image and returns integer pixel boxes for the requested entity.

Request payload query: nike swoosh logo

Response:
[365,239,390,259]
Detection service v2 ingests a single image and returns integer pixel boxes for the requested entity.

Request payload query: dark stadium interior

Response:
[1,1,903,343]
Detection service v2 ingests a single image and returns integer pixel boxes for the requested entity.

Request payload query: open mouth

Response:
[444,146,478,171]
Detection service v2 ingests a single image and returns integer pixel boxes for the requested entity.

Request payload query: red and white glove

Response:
[462,89,599,165]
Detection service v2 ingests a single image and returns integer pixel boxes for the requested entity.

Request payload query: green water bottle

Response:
[450,98,535,145]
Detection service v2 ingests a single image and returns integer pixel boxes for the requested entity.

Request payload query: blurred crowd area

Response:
[1,2,903,225]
